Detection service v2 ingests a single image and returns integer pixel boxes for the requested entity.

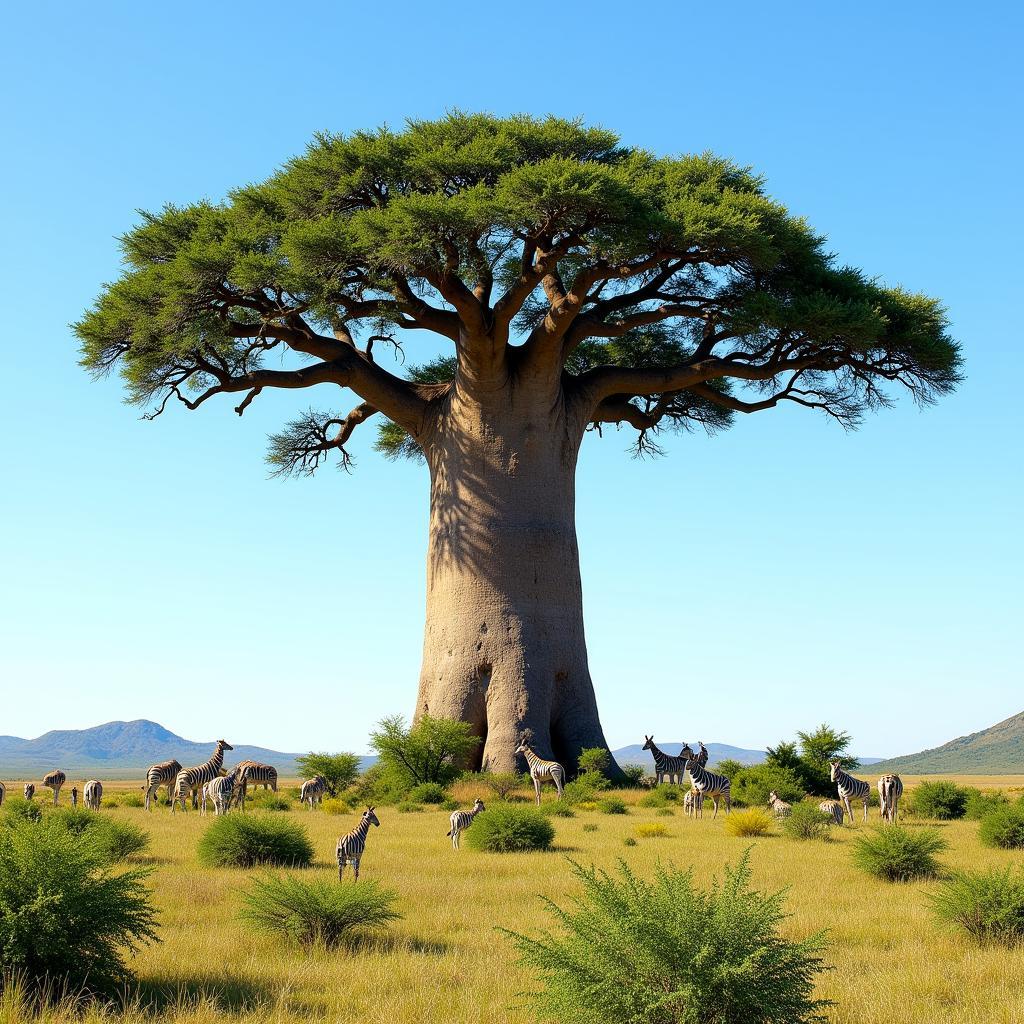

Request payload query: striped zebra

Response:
[683,788,703,818]
[829,760,870,822]
[447,799,485,849]
[172,739,233,814]
[682,756,731,817]
[24,783,35,800]
[767,790,792,817]
[878,774,904,824]
[231,760,278,809]
[695,742,710,767]
[819,799,844,825]
[43,770,66,806]
[300,775,328,809]
[204,770,242,816]
[0,782,5,807]
[516,743,565,805]
[71,787,79,808]
[641,736,687,786]
[84,780,102,811]
[144,758,183,811]
[337,807,380,881]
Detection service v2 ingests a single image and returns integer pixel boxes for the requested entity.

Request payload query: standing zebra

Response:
[204,770,241,816]
[767,790,792,817]
[641,736,687,786]
[682,755,731,817]
[42,770,66,806]
[24,783,35,800]
[829,760,870,822]
[84,780,103,810]
[695,741,710,767]
[300,775,328,809]
[878,774,904,824]
[0,782,5,807]
[231,760,278,809]
[144,758,183,811]
[171,739,233,814]
[683,788,702,818]
[71,787,79,808]
[447,799,485,849]
[337,807,380,881]
[516,743,565,805]
[819,800,844,825]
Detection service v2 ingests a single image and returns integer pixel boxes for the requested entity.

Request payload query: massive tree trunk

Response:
[414,374,616,775]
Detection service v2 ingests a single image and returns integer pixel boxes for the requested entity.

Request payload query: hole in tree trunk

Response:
[467,663,491,772]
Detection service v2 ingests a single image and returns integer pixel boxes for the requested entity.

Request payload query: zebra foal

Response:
[878,774,904,823]
[829,760,870,822]
[819,800,844,825]
[682,754,731,817]
[337,807,380,881]
[204,770,242,815]
[447,799,485,849]
[516,743,565,805]
[767,790,792,817]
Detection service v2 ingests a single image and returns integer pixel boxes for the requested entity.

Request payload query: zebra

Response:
[231,760,278,809]
[71,787,79,808]
[300,775,328,809]
[0,782,5,807]
[42,770,66,806]
[516,743,565,805]
[84,780,102,810]
[682,756,731,817]
[171,739,233,814]
[204,770,241,816]
[767,790,792,817]
[337,807,380,881]
[695,741,710,767]
[641,736,687,786]
[144,758,183,811]
[447,799,485,849]
[819,799,844,826]
[878,774,904,824]
[829,760,870,822]
[683,788,703,818]
[24,783,35,800]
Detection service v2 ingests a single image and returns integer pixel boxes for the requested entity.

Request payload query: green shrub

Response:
[575,748,611,790]
[965,789,1009,820]
[2,797,42,825]
[713,759,745,781]
[623,836,637,847]
[575,801,599,812]
[597,796,627,815]
[408,782,447,804]
[320,798,350,815]
[909,780,969,820]
[562,778,602,806]
[120,791,145,808]
[240,872,400,947]
[46,808,150,862]
[852,825,947,882]
[248,792,293,812]
[476,771,522,801]
[465,805,555,853]
[0,819,157,992]
[621,764,647,788]
[635,823,669,838]
[582,823,598,833]
[544,804,576,818]
[508,851,829,1024]
[979,806,1024,849]
[724,808,774,837]
[929,866,1024,945]
[730,764,805,809]
[440,798,460,811]
[656,808,674,817]
[370,714,479,789]
[781,802,834,842]
[396,801,423,813]
[198,814,314,868]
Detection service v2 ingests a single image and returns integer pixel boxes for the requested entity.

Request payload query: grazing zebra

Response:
[829,760,870,822]
[337,807,380,881]
[204,770,241,816]
[682,756,731,817]
[767,790,792,817]
[300,775,328,809]
[819,799,844,826]
[71,787,79,808]
[231,760,278,809]
[641,736,687,786]
[171,739,233,814]
[83,780,102,811]
[0,782,5,807]
[42,770,66,806]
[144,758,183,811]
[878,774,904,824]
[695,742,710,768]
[447,799,485,849]
[24,783,35,800]
[516,743,565,805]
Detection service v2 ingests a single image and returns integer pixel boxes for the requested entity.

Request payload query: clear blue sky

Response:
[1,2,1020,759]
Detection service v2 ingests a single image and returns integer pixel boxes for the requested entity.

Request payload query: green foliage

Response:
[597,797,627,815]
[47,807,150,862]
[407,782,447,804]
[909,780,970,820]
[248,792,294,812]
[782,802,835,842]
[295,753,361,797]
[964,789,1009,820]
[724,809,774,837]
[240,873,400,948]
[730,764,805,808]
[929,867,1024,945]
[797,724,858,772]
[396,801,422,813]
[766,729,858,796]
[197,814,314,868]
[561,777,603,806]
[620,764,647,788]
[369,714,479,791]
[465,805,555,853]
[978,805,1024,849]
[474,771,523,801]
[851,826,947,882]
[320,798,350,816]
[507,851,829,1024]
[120,791,145,808]
[622,837,638,847]
[1,798,42,825]
[576,748,612,789]
[544,804,576,818]
[0,819,157,992]
[713,759,745,781]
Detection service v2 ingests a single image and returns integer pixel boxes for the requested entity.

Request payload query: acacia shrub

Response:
[929,867,1024,945]
[965,790,1009,820]
[198,815,314,868]
[908,781,969,820]
[978,805,1024,849]
[852,826,947,882]
[730,765,805,808]
[781,802,834,842]
[465,805,554,853]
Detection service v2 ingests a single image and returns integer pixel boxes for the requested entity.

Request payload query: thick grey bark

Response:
[413,378,617,775]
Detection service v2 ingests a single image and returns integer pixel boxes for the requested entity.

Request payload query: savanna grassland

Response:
[4,776,1024,1024]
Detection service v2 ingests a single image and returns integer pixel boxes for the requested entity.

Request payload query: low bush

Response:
[396,801,423,813]
[248,792,293,812]
[620,764,647,788]
[440,798,460,811]
[656,807,674,817]
[320,798,350,815]
[120,791,145,808]
[929,866,1024,945]
[408,782,447,804]
[908,780,969,820]
[46,807,150,862]
[0,819,157,992]
[198,814,314,868]
[979,805,1024,849]
[597,797,627,815]
[2,797,42,825]
[635,822,669,838]
[544,804,576,818]
[623,836,637,847]
[724,808,774,837]
[852,825,947,882]
[507,851,829,1024]
[576,748,612,790]
[781,802,834,842]
[965,789,1009,820]
[582,823,598,833]
[474,771,522,801]
[562,778,602,806]
[465,805,555,853]
[730,764,805,809]
[575,801,599,812]
[240,872,400,947]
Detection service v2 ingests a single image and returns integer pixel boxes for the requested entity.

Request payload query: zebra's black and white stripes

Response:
[42,770,66,806]
[300,775,328,809]
[24,783,35,800]
[819,800,844,825]
[144,759,182,811]
[682,757,731,817]
[642,736,688,786]
[172,740,233,814]
[83,780,102,810]
[878,774,904,823]
[337,807,380,881]
[232,760,278,809]
[516,743,565,804]
[767,790,792,817]
[447,799,485,849]
[203,769,242,816]
[695,742,710,768]
[829,760,870,822]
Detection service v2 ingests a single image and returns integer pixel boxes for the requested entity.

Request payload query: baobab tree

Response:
[77,113,961,774]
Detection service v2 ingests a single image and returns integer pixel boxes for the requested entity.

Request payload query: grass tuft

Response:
[634,823,669,838]
[597,797,627,815]
[724,808,774,837]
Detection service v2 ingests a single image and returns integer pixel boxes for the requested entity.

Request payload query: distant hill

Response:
[872,710,1024,774]
[0,719,374,780]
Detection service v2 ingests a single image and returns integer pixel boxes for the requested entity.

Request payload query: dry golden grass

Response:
[5,777,1024,1023]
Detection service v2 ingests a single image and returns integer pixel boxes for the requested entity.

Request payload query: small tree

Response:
[370,714,480,790]
[731,764,805,808]
[576,747,612,789]
[797,724,858,772]
[295,752,362,796]
[714,759,745,780]
[480,771,523,801]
